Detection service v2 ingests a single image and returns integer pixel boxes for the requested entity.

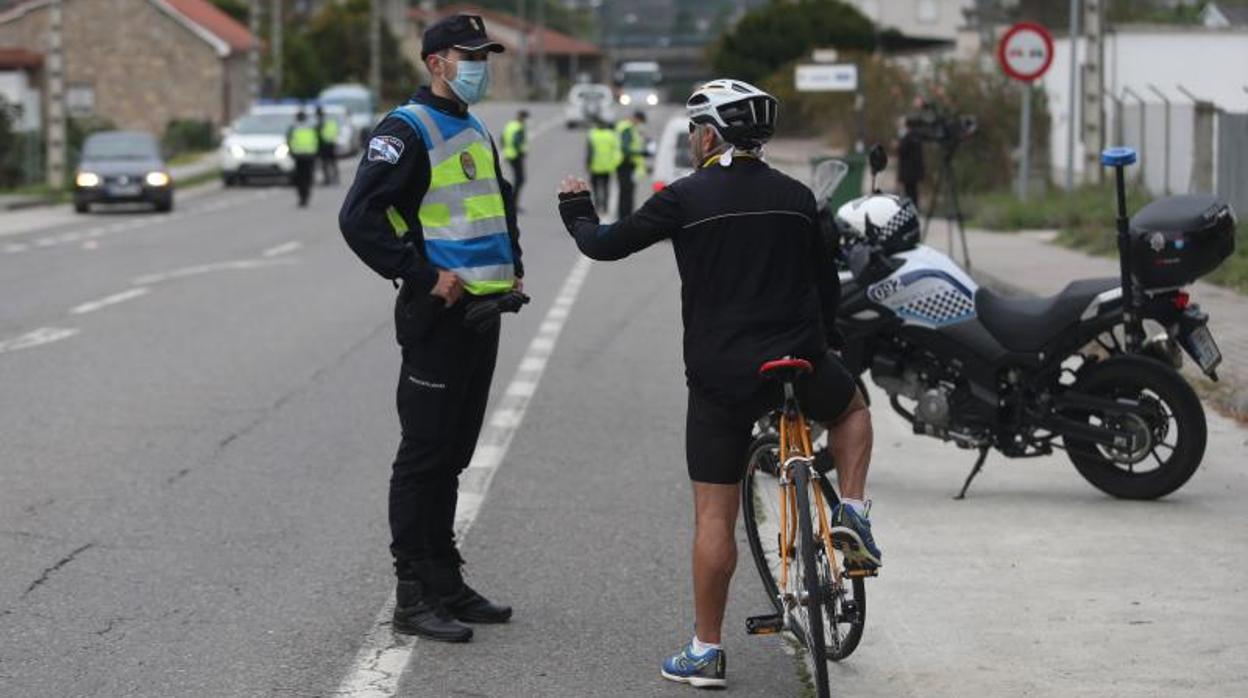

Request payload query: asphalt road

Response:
[2,101,1246,697]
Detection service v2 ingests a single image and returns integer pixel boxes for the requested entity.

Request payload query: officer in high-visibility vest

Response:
[586,117,620,215]
[315,105,340,186]
[287,110,319,207]
[614,110,648,216]
[338,13,522,644]
[501,109,527,211]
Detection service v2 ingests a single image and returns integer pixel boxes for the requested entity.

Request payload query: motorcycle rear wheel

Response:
[1064,355,1206,500]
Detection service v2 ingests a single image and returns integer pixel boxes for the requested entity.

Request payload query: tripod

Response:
[922,140,972,270]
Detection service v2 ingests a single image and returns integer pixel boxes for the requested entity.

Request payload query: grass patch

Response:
[968,183,1248,294]
[167,150,214,167]
[174,168,221,190]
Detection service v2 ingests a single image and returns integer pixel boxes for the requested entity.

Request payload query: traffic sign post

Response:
[998,22,1054,200]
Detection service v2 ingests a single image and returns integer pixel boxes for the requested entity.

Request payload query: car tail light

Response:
[1173,290,1191,310]
[652,181,666,192]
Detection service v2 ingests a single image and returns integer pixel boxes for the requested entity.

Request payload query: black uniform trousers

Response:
[507,156,525,206]
[293,155,315,205]
[391,294,499,578]
[590,173,611,214]
[319,143,339,185]
[616,163,636,217]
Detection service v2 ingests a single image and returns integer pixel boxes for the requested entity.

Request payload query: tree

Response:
[281,0,417,102]
[710,0,876,85]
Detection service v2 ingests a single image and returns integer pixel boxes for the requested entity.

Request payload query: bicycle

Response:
[742,358,874,698]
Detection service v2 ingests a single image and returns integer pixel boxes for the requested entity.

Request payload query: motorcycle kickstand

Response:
[954,447,990,500]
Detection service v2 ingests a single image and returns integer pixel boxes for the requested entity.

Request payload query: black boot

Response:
[392,579,473,642]
[428,562,513,624]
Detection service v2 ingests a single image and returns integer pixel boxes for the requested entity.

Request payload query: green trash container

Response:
[810,153,865,212]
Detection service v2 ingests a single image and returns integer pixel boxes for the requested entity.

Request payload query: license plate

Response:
[1185,325,1222,372]
[109,184,141,197]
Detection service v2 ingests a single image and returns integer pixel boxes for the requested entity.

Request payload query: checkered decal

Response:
[878,203,918,248]
[897,287,975,326]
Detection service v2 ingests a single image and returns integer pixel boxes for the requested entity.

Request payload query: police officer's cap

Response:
[422,14,505,59]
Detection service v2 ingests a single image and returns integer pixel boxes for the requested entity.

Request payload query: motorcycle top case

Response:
[1128,194,1236,289]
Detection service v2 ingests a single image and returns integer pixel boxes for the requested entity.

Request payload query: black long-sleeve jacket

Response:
[558,156,840,405]
[339,88,524,296]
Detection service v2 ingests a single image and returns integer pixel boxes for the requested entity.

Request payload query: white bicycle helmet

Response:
[686,79,778,150]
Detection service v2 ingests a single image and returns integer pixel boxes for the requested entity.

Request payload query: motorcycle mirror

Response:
[868,144,888,175]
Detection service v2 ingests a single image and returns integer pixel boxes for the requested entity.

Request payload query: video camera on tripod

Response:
[905,104,978,146]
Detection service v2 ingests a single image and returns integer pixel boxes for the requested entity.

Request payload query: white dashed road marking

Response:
[0,327,80,355]
[70,288,150,315]
[262,241,303,257]
[333,255,594,698]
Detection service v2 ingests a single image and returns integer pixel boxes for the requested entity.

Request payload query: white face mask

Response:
[434,55,490,105]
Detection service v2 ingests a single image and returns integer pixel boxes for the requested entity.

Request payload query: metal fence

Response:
[1110,94,1248,216]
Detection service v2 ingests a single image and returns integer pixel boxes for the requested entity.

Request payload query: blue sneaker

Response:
[660,642,727,689]
[831,501,883,568]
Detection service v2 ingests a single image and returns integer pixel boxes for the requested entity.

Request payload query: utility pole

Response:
[517,0,529,99]
[1081,0,1105,183]
[364,0,379,101]
[271,0,283,97]
[535,0,547,101]
[45,0,66,189]
[1065,0,1079,191]
[248,0,261,103]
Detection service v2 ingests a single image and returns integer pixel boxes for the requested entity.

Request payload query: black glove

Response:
[558,190,598,233]
[462,290,531,333]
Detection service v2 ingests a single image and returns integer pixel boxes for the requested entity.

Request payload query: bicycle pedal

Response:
[746,613,784,635]
[845,567,879,578]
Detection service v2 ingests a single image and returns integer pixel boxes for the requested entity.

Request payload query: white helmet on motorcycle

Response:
[835,193,920,254]
[686,79,778,150]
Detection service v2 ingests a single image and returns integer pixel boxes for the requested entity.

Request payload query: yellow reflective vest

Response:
[615,119,646,173]
[389,103,515,297]
[588,126,621,175]
[288,125,319,156]
[320,118,339,144]
[501,120,526,161]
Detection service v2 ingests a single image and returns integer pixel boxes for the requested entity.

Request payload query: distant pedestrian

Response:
[287,110,319,207]
[501,109,528,211]
[896,121,924,208]
[316,105,340,186]
[615,110,647,216]
[586,117,619,215]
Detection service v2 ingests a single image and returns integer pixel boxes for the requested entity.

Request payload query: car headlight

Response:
[646,93,659,106]
[145,171,170,187]
[228,144,245,159]
[76,172,100,187]
[619,94,632,106]
[274,143,290,158]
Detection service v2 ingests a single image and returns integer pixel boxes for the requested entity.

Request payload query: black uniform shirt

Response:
[339,87,524,295]
[558,156,839,405]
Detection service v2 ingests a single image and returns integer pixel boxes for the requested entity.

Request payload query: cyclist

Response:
[556,79,881,689]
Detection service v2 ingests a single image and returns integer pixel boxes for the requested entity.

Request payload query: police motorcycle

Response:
[813,145,1234,499]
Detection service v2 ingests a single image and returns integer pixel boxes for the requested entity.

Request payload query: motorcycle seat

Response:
[974,278,1120,353]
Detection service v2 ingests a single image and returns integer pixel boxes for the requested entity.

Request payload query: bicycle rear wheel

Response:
[743,436,867,661]
[793,463,831,698]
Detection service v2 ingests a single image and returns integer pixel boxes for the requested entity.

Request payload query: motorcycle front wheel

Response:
[1064,355,1207,499]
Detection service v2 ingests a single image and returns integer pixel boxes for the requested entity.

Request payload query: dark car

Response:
[73,131,173,213]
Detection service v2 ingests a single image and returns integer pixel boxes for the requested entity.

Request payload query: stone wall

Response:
[0,0,231,137]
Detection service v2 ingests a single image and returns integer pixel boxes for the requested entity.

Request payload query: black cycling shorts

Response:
[686,353,858,485]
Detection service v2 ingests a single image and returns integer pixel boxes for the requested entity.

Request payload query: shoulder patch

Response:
[368,135,405,164]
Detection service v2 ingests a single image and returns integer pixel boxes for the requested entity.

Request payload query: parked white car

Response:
[220,111,297,186]
[651,115,694,192]
[564,83,616,129]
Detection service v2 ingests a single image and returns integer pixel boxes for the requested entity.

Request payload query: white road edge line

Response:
[333,255,594,698]
[69,287,150,315]
[262,241,303,257]
[0,327,80,354]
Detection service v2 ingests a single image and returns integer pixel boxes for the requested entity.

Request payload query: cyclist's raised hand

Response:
[558,176,590,195]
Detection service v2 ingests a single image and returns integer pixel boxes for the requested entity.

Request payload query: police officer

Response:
[501,109,528,210]
[338,13,522,644]
[287,110,319,207]
[585,117,619,215]
[316,105,340,186]
[614,110,647,216]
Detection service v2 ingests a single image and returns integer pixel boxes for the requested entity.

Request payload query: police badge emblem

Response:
[460,151,477,179]
[1149,232,1166,253]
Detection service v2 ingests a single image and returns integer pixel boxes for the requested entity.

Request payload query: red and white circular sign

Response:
[997,22,1054,83]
